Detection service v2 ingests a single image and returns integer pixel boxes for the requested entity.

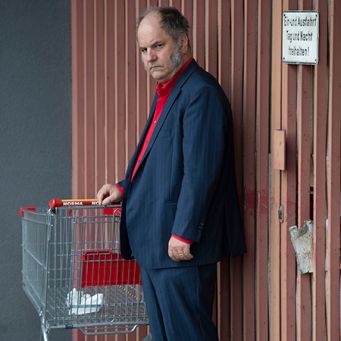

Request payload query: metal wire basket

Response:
[21,199,148,341]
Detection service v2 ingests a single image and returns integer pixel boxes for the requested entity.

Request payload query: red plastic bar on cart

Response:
[49,199,121,215]
[81,250,142,287]
[19,207,37,218]
[49,198,99,208]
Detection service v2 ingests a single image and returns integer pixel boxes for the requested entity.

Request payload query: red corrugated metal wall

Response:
[71,0,340,340]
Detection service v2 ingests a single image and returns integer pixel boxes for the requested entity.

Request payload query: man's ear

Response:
[179,33,190,52]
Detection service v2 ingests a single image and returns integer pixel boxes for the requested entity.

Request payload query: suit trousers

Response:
[140,263,219,341]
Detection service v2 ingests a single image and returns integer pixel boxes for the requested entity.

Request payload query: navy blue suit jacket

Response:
[119,60,246,269]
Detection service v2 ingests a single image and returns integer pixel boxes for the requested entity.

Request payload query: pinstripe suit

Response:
[118,60,246,340]
[119,60,245,267]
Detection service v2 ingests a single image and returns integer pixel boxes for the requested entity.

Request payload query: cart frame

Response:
[21,200,148,340]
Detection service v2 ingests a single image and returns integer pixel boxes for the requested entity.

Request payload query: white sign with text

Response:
[282,11,319,64]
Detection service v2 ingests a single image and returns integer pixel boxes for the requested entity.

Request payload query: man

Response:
[97,6,246,341]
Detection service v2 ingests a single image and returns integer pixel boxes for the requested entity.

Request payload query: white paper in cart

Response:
[66,288,104,315]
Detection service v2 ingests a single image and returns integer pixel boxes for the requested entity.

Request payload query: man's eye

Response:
[155,43,163,49]
[140,48,147,54]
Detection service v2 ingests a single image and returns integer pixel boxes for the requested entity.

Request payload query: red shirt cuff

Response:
[116,183,124,196]
[172,234,193,245]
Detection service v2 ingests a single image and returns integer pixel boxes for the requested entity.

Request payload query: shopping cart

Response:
[20,199,148,341]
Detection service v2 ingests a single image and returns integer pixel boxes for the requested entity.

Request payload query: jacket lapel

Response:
[125,96,158,179]
[140,87,181,162]
[132,60,198,178]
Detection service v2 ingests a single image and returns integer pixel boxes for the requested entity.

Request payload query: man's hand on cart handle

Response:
[97,184,123,205]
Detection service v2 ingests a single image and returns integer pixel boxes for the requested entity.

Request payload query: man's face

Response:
[137,13,184,83]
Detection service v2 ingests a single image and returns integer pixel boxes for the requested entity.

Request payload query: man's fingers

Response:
[96,185,109,204]
[96,184,123,205]
[169,253,193,261]
[102,195,115,206]
[97,193,104,204]
[177,252,193,261]
[168,236,193,261]
[168,246,193,261]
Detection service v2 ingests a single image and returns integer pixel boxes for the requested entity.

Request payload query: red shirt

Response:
[120,58,193,245]
[131,58,193,179]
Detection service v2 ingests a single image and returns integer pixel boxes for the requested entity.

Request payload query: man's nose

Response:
[145,48,157,62]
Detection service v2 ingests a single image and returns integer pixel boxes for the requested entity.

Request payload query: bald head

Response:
[137,7,192,83]
[138,6,190,43]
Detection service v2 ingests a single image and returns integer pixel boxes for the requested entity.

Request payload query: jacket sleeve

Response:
[117,179,128,194]
[171,84,227,242]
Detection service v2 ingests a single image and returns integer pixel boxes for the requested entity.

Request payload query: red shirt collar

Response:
[156,57,193,97]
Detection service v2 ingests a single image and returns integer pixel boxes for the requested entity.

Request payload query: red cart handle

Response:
[49,198,99,209]
[19,206,37,218]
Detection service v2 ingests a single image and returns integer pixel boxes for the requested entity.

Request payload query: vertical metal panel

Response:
[72,0,85,199]
[230,1,244,339]
[170,0,181,9]
[312,0,327,339]
[281,2,297,341]
[114,0,126,181]
[217,2,232,339]
[256,1,270,340]
[296,2,313,341]
[230,0,243,194]
[105,0,117,184]
[243,0,257,340]
[296,65,312,340]
[326,1,341,340]
[136,0,148,139]
[203,0,219,328]
[192,0,206,67]
[125,0,137,175]
[182,0,193,49]
[159,0,169,8]
[84,0,96,198]
[205,0,218,76]
[146,0,158,110]
[95,0,106,193]
[218,0,231,97]
[270,0,282,340]
[280,59,297,341]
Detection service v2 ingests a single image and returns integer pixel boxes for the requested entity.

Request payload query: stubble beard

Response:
[170,43,182,68]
